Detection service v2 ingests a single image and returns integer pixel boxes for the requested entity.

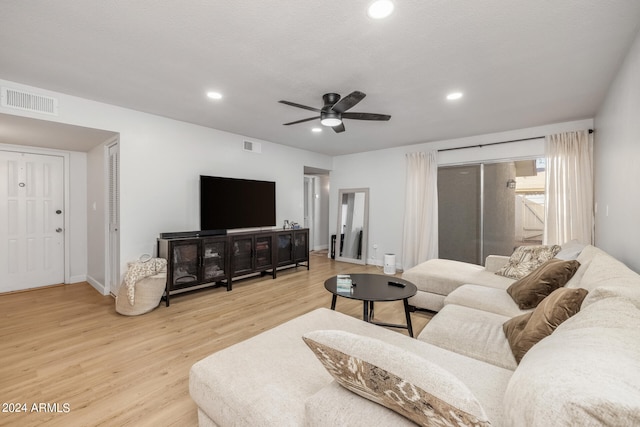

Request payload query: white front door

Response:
[0,151,65,292]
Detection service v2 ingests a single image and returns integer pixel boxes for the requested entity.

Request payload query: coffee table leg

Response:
[330,294,337,310]
[403,298,414,338]
[369,301,375,320]
[363,301,369,322]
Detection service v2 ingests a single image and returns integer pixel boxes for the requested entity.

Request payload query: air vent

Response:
[1,87,59,115]
[243,140,262,153]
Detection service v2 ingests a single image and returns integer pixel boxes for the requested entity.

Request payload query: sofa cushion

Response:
[571,252,640,309]
[445,284,530,317]
[303,330,492,427]
[506,259,580,309]
[555,296,640,332]
[503,298,640,426]
[582,285,640,310]
[419,304,517,370]
[495,244,561,279]
[503,287,588,363]
[403,258,515,298]
[305,381,415,426]
[564,244,606,288]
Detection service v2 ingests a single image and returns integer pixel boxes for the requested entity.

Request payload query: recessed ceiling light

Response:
[446,92,463,101]
[367,0,394,19]
[207,91,223,100]
[311,127,322,133]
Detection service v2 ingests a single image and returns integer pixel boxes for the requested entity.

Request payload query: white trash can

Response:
[383,253,396,275]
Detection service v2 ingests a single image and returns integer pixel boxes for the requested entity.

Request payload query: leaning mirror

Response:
[336,188,369,265]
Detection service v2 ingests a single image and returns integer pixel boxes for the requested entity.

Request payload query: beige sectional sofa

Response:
[189,244,640,426]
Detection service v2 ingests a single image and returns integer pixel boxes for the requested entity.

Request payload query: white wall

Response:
[594,29,640,272]
[86,142,106,288]
[0,78,333,293]
[68,151,88,283]
[330,119,593,269]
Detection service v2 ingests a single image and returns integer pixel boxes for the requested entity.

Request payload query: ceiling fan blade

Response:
[331,91,366,113]
[342,112,391,121]
[278,100,321,113]
[283,116,320,125]
[332,122,346,133]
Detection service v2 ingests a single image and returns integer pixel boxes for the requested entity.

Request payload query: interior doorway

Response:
[303,167,330,253]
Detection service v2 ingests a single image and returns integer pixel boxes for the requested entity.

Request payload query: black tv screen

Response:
[200,175,276,230]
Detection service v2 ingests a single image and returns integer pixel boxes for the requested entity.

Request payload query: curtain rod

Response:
[437,128,593,153]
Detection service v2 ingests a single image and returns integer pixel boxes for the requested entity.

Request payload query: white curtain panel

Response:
[402,151,438,270]
[544,130,594,246]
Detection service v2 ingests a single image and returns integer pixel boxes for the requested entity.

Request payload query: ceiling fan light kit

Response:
[279,90,391,134]
[320,111,341,127]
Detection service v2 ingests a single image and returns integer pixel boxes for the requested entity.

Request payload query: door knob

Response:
[56,228,63,233]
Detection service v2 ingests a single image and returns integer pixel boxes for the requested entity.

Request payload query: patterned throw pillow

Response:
[303,330,492,427]
[495,245,561,279]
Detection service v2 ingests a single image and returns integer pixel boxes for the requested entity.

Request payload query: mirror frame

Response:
[336,188,369,265]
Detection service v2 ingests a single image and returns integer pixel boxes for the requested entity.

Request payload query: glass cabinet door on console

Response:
[170,240,201,286]
[293,230,308,263]
[231,236,254,275]
[202,238,228,283]
[255,235,273,269]
[277,232,294,266]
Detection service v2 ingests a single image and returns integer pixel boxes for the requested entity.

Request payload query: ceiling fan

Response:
[278,91,391,133]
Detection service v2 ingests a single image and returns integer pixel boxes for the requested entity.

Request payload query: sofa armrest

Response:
[484,255,510,273]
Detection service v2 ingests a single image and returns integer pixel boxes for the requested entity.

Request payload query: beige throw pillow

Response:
[496,244,561,279]
[503,287,588,363]
[303,330,491,427]
[506,259,581,309]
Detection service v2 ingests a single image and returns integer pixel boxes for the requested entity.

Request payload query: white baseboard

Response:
[68,274,87,284]
[313,244,329,251]
[86,275,108,295]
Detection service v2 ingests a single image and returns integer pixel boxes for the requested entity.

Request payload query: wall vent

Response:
[1,87,59,115]
[243,140,262,153]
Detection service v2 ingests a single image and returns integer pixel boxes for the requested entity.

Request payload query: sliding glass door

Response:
[438,165,482,264]
[438,160,541,265]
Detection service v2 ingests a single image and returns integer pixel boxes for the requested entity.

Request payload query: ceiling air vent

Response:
[1,87,59,116]
[243,140,262,153]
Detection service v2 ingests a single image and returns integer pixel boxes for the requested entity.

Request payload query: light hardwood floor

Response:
[0,253,432,427]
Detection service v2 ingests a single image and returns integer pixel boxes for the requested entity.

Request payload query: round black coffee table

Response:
[324,273,417,337]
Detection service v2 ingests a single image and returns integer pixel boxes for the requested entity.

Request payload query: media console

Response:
[157,228,309,306]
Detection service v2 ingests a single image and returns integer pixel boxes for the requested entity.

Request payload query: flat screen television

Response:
[200,175,276,230]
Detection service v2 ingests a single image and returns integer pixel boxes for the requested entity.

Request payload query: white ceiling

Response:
[1,1,639,156]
